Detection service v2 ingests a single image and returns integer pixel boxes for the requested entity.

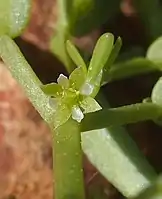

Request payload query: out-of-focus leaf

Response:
[147,36,162,62]
[71,0,121,36]
[0,0,31,37]
[152,77,162,107]
[50,0,120,72]
[133,0,162,41]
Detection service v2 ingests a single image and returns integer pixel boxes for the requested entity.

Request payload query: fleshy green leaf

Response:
[103,37,122,75]
[66,40,87,73]
[87,33,114,83]
[147,36,162,62]
[80,97,101,113]
[41,83,63,97]
[90,70,103,98]
[69,67,87,90]
[0,0,31,37]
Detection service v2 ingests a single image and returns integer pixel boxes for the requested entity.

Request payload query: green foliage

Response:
[50,0,120,72]
[2,1,162,199]
[0,0,31,37]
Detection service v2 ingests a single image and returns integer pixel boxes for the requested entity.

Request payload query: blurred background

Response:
[1,0,162,198]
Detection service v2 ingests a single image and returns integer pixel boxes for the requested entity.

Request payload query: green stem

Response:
[0,35,85,199]
[81,103,161,131]
[0,35,54,123]
[53,119,85,199]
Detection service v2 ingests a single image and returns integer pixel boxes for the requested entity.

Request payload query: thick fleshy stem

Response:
[53,119,85,199]
[0,35,85,199]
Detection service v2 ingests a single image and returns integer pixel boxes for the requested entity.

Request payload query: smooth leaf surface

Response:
[0,0,31,37]
[147,36,162,62]
[66,40,87,73]
[81,126,156,198]
[103,37,122,82]
[87,33,114,83]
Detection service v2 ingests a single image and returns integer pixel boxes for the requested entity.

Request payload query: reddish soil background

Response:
[1,0,162,199]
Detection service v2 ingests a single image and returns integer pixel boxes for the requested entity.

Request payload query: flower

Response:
[41,33,116,128]
[41,69,101,128]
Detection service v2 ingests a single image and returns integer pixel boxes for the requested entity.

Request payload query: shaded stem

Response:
[81,103,161,131]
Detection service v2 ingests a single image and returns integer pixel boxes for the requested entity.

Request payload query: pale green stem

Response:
[81,103,162,131]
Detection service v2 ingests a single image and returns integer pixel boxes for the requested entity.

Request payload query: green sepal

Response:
[41,83,63,97]
[80,97,101,113]
[69,67,87,90]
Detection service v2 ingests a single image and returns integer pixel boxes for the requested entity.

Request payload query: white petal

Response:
[80,82,93,96]
[72,106,84,122]
[57,74,69,88]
